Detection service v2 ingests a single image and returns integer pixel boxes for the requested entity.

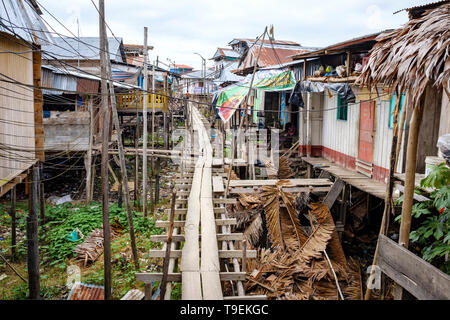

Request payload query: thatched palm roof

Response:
[359,3,449,108]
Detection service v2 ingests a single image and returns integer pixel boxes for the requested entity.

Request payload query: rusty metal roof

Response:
[67,283,104,300]
[237,46,310,73]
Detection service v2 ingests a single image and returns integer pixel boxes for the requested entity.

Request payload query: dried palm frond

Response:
[359,3,450,109]
[224,167,239,180]
[262,181,307,249]
[297,203,335,263]
[264,156,294,179]
[278,156,294,179]
[244,215,263,247]
[262,186,284,248]
[343,257,363,300]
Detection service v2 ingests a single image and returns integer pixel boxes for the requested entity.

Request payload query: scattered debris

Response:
[47,194,72,205]
[74,228,118,266]
[121,289,144,300]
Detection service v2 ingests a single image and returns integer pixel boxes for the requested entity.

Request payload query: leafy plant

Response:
[40,202,162,266]
[396,163,450,273]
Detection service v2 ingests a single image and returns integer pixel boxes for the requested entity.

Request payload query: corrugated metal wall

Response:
[0,35,35,182]
[322,92,359,166]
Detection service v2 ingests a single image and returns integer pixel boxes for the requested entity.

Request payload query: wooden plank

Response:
[164,208,225,215]
[223,295,268,301]
[323,179,345,208]
[212,176,225,193]
[395,184,430,202]
[377,235,450,300]
[136,272,246,283]
[219,250,257,259]
[151,233,244,242]
[155,218,237,228]
[230,187,331,194]
[228,179,332,187]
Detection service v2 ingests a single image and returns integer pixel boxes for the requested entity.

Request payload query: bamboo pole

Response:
[399,98,425,247]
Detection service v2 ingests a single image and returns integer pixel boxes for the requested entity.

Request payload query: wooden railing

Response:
[116,91,168,112]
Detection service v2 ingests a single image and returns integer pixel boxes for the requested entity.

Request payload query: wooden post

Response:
[10,187,16,262]
[33,45,44,162]
[39,163,45,226]
[143,27,149,217]
[242,240,247,273]
[155,158,161,203]
[399,99,425,247]
[144,283,152,300]
[85,99,94,204]
[395,96,425,300]
[306,92,311,157]
[151,62,156,215]
[99,0,112,300]
[27,165,40,299]
[104,23,139,270]
[160,189,176,300]
[225,27,267,197]
[135,109,140,210]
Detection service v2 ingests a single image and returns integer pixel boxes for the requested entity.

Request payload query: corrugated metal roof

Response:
[290,31,391,60]
[42,37,124,63]
[212,47,241,60]
[238,46,310,72]
[67,283,104,300]
[0,0,51,44]
[393,0,449,14]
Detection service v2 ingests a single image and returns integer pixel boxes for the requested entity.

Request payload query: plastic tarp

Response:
[289,80,356,108]
[216,69,296,123]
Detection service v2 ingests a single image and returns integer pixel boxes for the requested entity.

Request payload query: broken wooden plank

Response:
[323,179,345,208]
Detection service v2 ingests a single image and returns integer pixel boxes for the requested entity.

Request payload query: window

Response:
[389,93,405,128]
[337,95,348,121]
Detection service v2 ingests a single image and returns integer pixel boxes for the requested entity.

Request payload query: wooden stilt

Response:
[39,163,45,226]
[99,0,112,299]
[27,165,40,299]
[10,187,16,262]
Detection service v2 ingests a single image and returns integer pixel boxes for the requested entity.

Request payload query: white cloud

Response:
[37,0,422,70]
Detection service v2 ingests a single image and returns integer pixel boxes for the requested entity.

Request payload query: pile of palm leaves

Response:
[226,161,363,299]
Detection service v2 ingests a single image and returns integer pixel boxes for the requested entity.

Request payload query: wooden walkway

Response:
[302,157,388,199]
[136,104,259,300]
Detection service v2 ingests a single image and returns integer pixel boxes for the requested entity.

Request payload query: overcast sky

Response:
[38,0,428,70]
